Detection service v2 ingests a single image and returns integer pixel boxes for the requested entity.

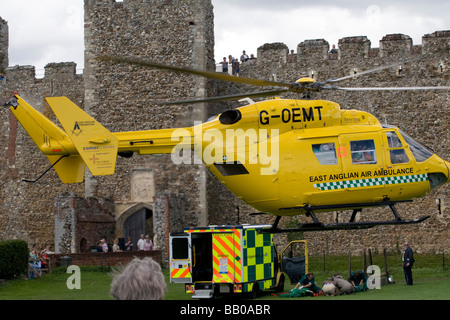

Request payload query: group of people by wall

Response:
[92,234,155,253]
[115,234,154,252]
[28,245,54,278]
[220,50,256,75]
[220,44,340,72]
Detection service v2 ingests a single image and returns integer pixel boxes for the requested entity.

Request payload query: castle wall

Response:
[0,3,448,256]
[0,62,85,251]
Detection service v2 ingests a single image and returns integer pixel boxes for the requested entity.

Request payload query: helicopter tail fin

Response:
[6,95,86,183]
[44,97,119,177]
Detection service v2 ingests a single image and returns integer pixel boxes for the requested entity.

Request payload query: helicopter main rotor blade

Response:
[98,55,293,89]
[158,89,290,105]
[325,85,450,91]
[324,55,428,84]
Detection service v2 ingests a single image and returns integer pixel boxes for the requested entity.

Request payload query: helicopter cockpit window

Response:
[312,143,337,165]
[398,129,433,163]
[350,140,377,164]
[386,131,409,164]
[386,131,403,148]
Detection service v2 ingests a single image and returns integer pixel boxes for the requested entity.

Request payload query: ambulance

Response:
[169,224,308,298]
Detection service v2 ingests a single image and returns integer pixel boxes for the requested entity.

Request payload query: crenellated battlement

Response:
[253,30,449,65]
[84,0,157,9]
[4,62,80,83]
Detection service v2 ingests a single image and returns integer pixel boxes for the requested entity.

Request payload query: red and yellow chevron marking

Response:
[212,231,242,284]
[171,268,191,279]
[186,228,241,235]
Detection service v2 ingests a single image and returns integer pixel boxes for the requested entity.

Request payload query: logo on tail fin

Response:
[72,122,82,136]
[45,97,119,177]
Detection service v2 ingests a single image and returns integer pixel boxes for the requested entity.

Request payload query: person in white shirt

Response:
[240,50,249,62]
[137,234,146,251]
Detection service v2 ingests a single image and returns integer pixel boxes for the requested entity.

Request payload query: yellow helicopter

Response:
[3,55,450,232]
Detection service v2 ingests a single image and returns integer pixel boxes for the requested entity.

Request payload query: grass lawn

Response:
[0,268,114,300]
[0,254,448,300]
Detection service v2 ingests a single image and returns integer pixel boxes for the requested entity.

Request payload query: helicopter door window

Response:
[350,140,377,164]
[386,131,409,164]
[312,143,337,165]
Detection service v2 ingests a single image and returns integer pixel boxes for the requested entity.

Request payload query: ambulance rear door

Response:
[169,233,192,283]
[212,231,242,284]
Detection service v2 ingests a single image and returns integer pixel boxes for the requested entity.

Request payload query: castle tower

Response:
[83,0,215,249]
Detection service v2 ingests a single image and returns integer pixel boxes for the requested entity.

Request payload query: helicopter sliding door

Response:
[281,134,343,209]
[334,132,387,204]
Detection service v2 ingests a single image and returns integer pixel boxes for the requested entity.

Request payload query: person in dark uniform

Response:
[293,272,322,294]
[403,241,415,285]
[350,270,368,292]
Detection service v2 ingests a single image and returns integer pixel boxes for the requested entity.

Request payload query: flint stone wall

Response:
[0,2,448,256]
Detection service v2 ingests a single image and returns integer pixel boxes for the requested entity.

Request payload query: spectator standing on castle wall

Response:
[240,50,249,63]
[287,49,296,63]
[220,57,228,73]
[228,55,237,76]
[330,44,338,54]
[110,257,167,300]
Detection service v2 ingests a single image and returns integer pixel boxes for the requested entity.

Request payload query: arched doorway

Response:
[123,207,154,249]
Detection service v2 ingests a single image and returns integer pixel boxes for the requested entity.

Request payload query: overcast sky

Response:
[1,0,448,75]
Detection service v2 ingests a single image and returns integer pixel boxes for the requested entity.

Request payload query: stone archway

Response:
[116,202,154,248]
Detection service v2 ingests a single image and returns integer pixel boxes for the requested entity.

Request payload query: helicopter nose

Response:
[446,161,450,183]
[428,160,450,190]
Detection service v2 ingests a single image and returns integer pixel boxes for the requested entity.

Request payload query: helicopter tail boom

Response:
[5,95,86,183]
[5,95,120,182]
[5,95,196,183]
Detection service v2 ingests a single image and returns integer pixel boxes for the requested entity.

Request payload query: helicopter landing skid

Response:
[267,202,430,233]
